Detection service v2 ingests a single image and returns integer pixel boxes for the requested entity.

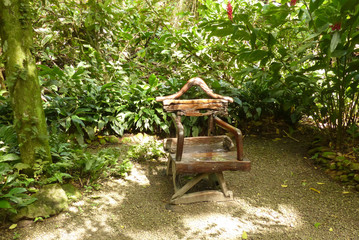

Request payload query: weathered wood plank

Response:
[165,135,232,147]
[171,173,209,200]
[175,160,251,174]
[156,77,233,103]
[166,138,234,155]
[163,99,228,104]
[216,172,230,197]
[163,102,227,111]
[170,151,238,162]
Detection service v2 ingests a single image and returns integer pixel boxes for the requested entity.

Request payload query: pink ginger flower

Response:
[227,1,233,21]
[330,22,341,31]
[290,0,297,6]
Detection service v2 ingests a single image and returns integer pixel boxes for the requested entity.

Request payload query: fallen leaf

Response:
[316,182,325,185]
[310,188,320,194]
[242,231,248,239]
[329,227,334,231]
[273,138,281,141]
[281,184,288,188]
[342,191,350,194]
[9,224,17,230]
[90,196,101,199]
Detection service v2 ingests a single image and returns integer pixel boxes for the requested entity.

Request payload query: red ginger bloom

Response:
[290,0,297,6]
[330,22,341,31]
[227,1,233,21]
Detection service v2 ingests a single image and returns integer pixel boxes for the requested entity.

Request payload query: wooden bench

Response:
[156,77,250,204]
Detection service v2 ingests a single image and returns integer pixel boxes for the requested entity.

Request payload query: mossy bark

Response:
[0,0,52,171]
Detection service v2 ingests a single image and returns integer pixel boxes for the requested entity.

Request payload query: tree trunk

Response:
[0,0,52,172]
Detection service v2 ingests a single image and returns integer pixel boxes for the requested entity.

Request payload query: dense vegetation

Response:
[0,0,358,219]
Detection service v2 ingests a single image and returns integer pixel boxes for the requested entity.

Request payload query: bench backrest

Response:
[156,77,233,117]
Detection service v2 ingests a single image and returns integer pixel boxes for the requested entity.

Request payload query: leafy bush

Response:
[46,130,133,184]
[0,125,36,216]
[0,91,12,126]
[126,138,166,162]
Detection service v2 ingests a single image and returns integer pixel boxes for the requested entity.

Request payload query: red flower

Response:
[227,1,233,21]
[330,22,341,31]
[290,0,297,6]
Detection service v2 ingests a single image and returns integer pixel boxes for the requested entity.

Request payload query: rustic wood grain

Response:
[156,77,233,103]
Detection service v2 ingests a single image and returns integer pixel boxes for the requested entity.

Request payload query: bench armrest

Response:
[213,116,243,161]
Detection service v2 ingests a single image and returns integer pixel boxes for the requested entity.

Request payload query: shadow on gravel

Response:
[1,135,359,240]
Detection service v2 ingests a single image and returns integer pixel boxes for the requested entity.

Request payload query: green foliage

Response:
[39,60,171,143]
[1,0,359,218]
[0,125,37,215]
[126,138,166,162]
[0,91,12,125]
[46,130,133,184]
[114,74,171,136]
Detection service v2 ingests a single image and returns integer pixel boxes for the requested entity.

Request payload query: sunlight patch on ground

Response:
[182,213,247,239]
[123,164,150,186]
[121,133,156,145]
[180,199,302,239]
[234,198,301,230]
[23,189,127,240]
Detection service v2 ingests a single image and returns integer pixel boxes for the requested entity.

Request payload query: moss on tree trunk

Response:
[0,0,52,171]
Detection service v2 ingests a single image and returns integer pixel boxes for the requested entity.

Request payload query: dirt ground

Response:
[1,134,359,240]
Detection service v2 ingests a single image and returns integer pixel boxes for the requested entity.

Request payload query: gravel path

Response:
[1,135,359,240]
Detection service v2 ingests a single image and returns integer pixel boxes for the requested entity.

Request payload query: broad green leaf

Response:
[0,200,12,209]
[297,41,316,54]
[309,0,324,13]
[233,30,250,40]
[71,115,85,127]
[101,82,115,90]
[247,50,268,62]
[85,126,95,140]
[262,98,277,103]
[331,50,347,57]
[0,153,20,162]
[234,97,242,106]
[211,81,221,90]
[192,126,200,137]
[98,120,106,131]
[210,26,235,37]
[2,188,27,199]
[13,163,30,171]
[0,163,12,175]
[41,34,53,47]
[148,74,158,87]
[330,32,340,53]
[305,32,321,40]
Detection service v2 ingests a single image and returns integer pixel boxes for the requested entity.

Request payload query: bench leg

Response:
[216,172,231,197]
[166,156,172,176]
[171,173,209,200]
[170,172,233,204]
